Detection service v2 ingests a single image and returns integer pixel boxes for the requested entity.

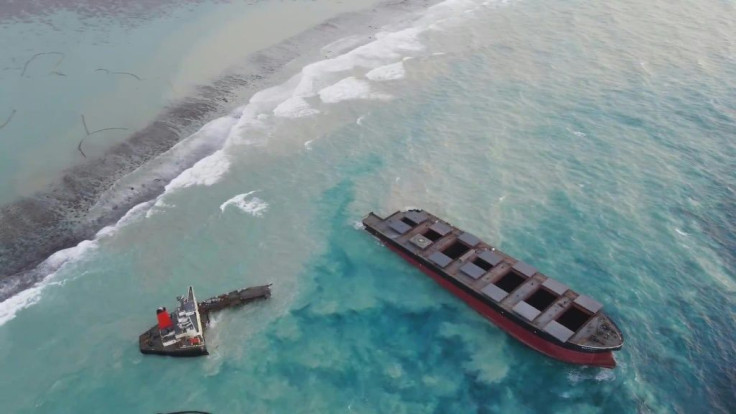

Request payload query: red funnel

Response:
[156,307,173,330]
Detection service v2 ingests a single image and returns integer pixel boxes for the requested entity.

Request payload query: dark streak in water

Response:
[77,139,87,158]
[81,114,90,135]
[78,115,128,158]
[0,109,16,130]
[0,0,443,301]
[20,52,65,77]
[89,127,128,135]
[95,68,142,81]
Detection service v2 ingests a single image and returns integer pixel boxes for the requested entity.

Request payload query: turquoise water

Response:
[1,0,735,412]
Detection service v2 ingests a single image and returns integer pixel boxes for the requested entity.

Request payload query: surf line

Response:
[0,0,450,305]
[77,114,128,158]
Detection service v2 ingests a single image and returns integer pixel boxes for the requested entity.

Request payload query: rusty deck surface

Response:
[198,284,272,321]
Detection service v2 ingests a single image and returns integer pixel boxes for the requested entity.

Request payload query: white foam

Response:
[292,27,425,98]
[0,198,154,326]
[1,0,499,328]
[366,61,406,81]
[0,284,45,326]
[249,74,302,105]
[146,199,174,219]
[304,140,314,150]
[97,200,155,238]
[146,0,482,188]
[108,0,493,215]
[220,191,269,217]
[111,0,490,203]
[567,371,583,383]
[42,240,98,273]
[319,76,392,104]
[595,370,615,381]
[239,197,269,217]
[220,190,257,212]
[273,97,320,118]
[165,150,230,191]
[567,368,616,384]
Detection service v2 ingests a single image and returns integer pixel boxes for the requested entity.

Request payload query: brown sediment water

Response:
[0,0,443,300]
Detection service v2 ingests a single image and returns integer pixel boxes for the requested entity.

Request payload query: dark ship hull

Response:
[384,242,616,367]
[139,285,270,358]
[363,210,623,368]
[139,325,208,357]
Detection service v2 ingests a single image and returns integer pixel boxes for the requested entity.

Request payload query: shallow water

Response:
[0,0,382,203]
[1,0,735,412]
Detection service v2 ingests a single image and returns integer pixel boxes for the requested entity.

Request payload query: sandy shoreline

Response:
[0,0,444,301]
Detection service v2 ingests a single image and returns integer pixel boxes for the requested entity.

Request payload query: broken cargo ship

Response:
[139,285,271,357]
[363,209,623,368]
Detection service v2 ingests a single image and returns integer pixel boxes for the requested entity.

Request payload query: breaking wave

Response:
[220,191,269,217]
[0,199,154,326]
[366,61,406,81]
[0,0,496,325]
[144,0,493,195]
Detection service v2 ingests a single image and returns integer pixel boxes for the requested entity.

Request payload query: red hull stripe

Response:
[385,243,616,368]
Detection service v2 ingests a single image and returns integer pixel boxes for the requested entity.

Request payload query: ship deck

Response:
[139,325,208,357]
[363,210,623,352]
[198,285,272,315]
[140,285,271,357]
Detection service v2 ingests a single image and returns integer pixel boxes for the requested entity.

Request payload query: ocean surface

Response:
[1,0,735,412]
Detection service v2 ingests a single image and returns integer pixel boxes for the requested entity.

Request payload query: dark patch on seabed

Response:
[277,169,637,413]
[0,0,442,301]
